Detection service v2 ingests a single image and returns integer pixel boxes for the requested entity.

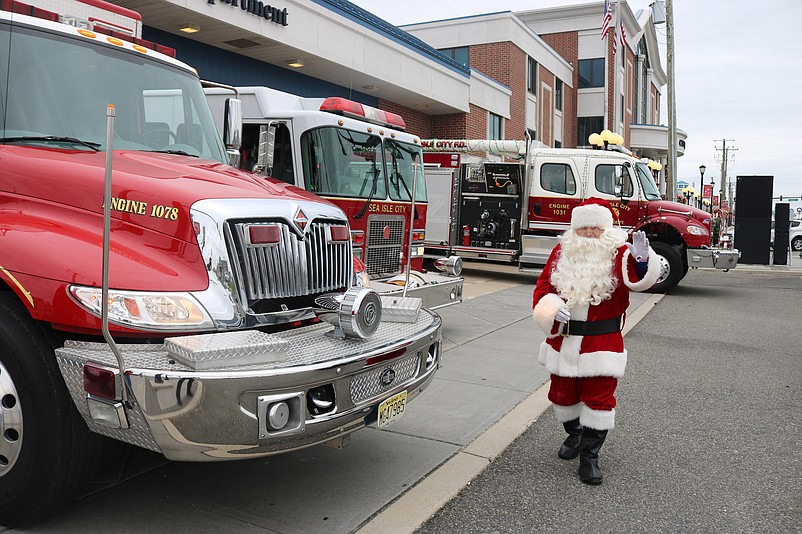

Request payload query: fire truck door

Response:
[589,160,640,228]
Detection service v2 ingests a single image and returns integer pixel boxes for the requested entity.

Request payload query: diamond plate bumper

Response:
[55,310,441,461]
[371,272,463,310]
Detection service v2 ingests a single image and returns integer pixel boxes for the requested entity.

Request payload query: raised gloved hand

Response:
[555,307,571,324]
[627,230,650,262]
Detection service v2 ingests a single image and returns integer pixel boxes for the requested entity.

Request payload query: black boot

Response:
[558,418,582,460]
[578,427,608,485]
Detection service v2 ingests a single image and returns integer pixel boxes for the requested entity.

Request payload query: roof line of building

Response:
[310,0,471,78]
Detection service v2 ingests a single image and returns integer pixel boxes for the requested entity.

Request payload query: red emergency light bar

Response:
[320,97,406,132]
[1,0,176,58]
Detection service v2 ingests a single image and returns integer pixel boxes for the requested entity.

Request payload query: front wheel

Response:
[0,293,102,527]
[792,236,802,252]
[647,242,684,293]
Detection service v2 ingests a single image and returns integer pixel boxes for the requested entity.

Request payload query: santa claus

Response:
[532,197,660,485]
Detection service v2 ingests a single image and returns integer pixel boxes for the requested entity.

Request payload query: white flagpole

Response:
[612,0,621,134]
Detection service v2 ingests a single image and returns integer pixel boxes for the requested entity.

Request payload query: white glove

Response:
[555,307,571,324]
[627,231,650,262]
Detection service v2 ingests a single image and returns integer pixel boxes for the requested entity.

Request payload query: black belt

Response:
[562,316,623,337]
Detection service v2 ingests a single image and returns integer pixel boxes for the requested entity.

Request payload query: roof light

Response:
[320,97,364,117]
[319,97,406,131]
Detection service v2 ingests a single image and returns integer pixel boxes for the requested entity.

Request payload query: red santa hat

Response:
[571,197,614,230]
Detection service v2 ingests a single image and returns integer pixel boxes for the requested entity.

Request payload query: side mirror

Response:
[223,97,242,150]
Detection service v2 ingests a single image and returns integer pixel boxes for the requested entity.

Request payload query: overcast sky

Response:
[350,0,802,205]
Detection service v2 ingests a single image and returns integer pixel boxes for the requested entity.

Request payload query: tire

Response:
[647,242,684,293]
[0,292,102,527]
[792,236,802,252]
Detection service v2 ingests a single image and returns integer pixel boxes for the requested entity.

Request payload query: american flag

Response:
[619,20,627,48]
[601,0,613,39]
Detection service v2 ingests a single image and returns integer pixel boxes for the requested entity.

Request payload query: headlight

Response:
[68,286,214,331]
[686,225,708,236]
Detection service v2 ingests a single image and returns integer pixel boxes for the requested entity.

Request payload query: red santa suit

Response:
[533,208,660,431]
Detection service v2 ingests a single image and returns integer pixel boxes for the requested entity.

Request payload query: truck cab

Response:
[205,87,464,310]
[0,1,442,525]
[423,138,739,293]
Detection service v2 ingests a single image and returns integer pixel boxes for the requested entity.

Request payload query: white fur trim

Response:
[553,402,583,423]
[539,342,628,378]
[622,246,661,291]
[533,293,567,337]
[571,204,613,230]
[580,405,615,430]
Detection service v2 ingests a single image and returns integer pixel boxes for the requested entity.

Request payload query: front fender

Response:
[0,197,209,328]
[636,214,705,248]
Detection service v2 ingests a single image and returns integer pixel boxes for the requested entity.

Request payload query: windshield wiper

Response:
[0,136,100,151]
[354,168,380,220]
[147,149,198,157]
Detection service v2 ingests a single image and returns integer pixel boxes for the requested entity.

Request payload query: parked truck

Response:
[0,0,442,525]
[204,86,464,310]
[421,137,740,293]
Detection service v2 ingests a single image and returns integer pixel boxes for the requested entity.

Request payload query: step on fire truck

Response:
[422,136,740,293]
[0,0,442,526]
[204,86,464,310]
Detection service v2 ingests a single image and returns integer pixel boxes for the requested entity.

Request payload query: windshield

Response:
[635,162,662,200]
[0,22,226,161]
[299,127,426,202]
[301,127,385,198]
[386,139,426,202]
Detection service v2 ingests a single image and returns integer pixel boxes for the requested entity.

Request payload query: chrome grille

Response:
[365,215,405,277]
[350,352,420,404]
[229,221,351,301]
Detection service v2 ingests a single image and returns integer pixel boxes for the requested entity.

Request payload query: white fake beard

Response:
[551,228,627,307]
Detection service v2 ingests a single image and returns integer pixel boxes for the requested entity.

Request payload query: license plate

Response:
[377,390,407,429]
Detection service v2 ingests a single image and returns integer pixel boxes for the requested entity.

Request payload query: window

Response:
[440,46,469,67]
[595,164,633,198]
[2,24,226,161]
[541,163,576,195]
[300,127,385,198]
[528,57,538,94]
[577,116,603,146]
[578,58,605,88]
[488,112,503,140]
[385,139,426,202]
[555,79,563,112]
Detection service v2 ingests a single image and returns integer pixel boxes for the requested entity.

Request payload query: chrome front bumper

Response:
[371,273,463,310]
[55,311,442,461]
[687,248,740,270]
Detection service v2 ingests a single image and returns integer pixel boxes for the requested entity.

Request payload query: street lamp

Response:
[699,165,706,209]
[708,176,715,213]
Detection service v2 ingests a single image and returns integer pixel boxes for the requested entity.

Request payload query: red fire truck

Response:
[0,0,442,525]
[204,86,464,310]
[422,137,740,293]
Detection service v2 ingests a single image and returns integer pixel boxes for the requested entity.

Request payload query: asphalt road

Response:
[414,266,802,534]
